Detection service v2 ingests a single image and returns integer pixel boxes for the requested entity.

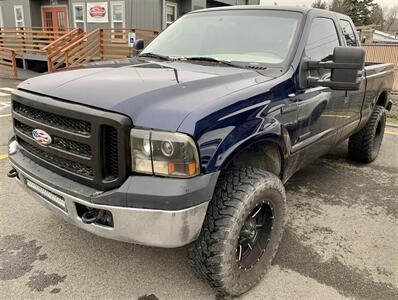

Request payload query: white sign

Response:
[87,2,108,23]
[128,32,136,47]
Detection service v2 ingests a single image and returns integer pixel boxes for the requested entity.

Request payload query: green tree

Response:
[329,0,350,14]
[370,4,384,29]
[329,0,376,26]
[385,5,398,32]
[312,0,327,9]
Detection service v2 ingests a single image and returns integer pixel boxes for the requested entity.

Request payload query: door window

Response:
[339,19,358,46]
[166,2,178,26]
[305,17,340,61]
[57,11,65,30]
[45,12,53,28]
[14,5,25,28]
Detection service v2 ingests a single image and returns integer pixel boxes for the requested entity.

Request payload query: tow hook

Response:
[7,169,18,178]
[81,209,105,224]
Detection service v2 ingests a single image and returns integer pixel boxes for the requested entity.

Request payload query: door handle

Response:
[282,95,298,114]
[288,93,299,102]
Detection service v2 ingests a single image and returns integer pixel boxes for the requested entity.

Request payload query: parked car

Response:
[7,6,394,296]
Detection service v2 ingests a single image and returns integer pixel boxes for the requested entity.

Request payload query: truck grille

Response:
[14,101,92,135]
[19,139,95,178]
[15,120,92,157]
[12,90,132,190]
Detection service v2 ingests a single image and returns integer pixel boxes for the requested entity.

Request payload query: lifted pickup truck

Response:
[7,6,394,296]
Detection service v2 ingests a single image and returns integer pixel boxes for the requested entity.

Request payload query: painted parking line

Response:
[0,102,10,108]
[0,92,10,97]
[0,88,15,92]
[385,131,398,137]
[0,154,8,160]
[0,114,11,118]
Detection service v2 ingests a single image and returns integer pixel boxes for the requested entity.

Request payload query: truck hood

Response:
[18,59,273,131]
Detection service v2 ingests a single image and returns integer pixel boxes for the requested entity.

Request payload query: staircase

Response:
[43,28,85,71]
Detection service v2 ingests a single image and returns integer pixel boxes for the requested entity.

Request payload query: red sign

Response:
[90,6,106,18]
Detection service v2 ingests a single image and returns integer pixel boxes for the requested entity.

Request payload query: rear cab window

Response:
[339,19,359,47]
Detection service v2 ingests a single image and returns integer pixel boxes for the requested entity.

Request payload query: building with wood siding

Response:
[0,0,260,32]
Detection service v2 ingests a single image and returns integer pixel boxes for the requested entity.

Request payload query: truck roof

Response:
[190,5,347,19]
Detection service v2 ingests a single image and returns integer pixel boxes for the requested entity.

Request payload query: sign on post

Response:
[129,32,136,48]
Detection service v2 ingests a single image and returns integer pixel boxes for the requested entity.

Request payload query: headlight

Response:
[130,129,200,178]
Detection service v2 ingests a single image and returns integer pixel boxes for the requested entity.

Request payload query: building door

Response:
[42,7,68,31]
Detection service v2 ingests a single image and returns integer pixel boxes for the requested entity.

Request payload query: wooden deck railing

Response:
[0,27,159,75]
[0,47,17,78]
[363,44,398,91]
[102,28,159,59]
[0,27,70,55]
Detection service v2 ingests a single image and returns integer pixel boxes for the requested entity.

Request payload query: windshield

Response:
[142,10,303,67]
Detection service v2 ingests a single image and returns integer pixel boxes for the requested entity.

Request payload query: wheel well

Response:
[228,141,282,177]
[376,92,388,108]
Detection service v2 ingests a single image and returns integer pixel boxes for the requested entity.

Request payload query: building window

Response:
[73,3,86,31]
[166,2,178,26]
[14,5,25,28]
[110,1,125,29]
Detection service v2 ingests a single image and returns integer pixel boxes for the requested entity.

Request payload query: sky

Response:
[259,0,397,9]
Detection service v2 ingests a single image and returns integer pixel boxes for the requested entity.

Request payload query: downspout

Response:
[161,0,166,31]
[68,0,72,28]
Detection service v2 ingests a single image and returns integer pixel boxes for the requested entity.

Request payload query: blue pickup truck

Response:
[8,6,394,296]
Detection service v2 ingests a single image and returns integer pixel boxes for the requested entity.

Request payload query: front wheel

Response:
[188,167,287,296]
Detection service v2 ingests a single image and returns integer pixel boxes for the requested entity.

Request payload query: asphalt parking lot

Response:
[0,78,397,299]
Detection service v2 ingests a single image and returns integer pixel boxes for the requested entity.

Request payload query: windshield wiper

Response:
[179,57,268,71]
[180,56,240,67]
[138,52,171,61]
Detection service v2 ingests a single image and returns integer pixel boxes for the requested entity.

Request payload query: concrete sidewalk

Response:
[0,68,40,81]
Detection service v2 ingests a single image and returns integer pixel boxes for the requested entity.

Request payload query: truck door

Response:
[294,17,346,157]
[336,18,366,141]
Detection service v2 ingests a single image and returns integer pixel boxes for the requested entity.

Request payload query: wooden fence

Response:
[0,47,17,78]
[363,44,398,91]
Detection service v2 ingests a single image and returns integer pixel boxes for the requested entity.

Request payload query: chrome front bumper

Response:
[10,163,209,248]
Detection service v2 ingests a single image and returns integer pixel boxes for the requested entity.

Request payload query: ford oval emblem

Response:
[32,129,52,146]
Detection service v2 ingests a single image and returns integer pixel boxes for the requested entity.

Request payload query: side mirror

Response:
[134,39,145,52]
[302,46,365,91]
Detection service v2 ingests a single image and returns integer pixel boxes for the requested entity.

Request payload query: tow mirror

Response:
[302,46,365,91]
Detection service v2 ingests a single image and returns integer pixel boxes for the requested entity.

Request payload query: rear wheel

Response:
[188,167,286,296]
[348,105,386,163]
